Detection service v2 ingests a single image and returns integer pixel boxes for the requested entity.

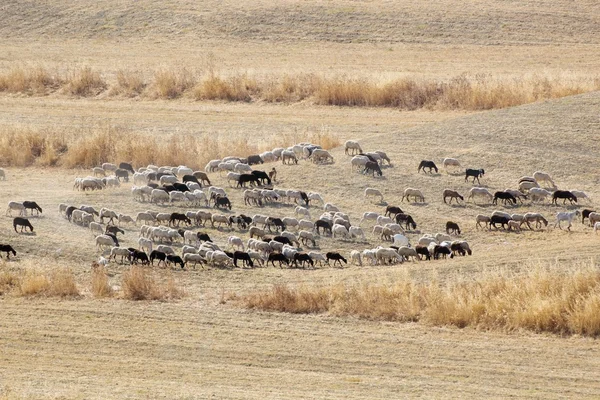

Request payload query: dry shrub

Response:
[121,267,185,301]
[262,74,321,103]
[245,261,600,336]
[109,70,146,97]
[18,268,79,297]
[91,265,113,298]
[193,73,257,102]
[149,68,196,99]
[0,268,20,296]
[63,67,107,97]
[0,66,62,95]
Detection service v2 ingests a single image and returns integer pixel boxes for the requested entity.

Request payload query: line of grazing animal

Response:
[442,189,463,204]
[465,168,485,184]
[418,160,438,174]
[0,244,16,259]
[22,201,42,215]
[552,190,577,205]
[493,191,517,206]
[326,252,347,267]
[555,210,580,231]
[446,221,461,235]
[13,217,33,233]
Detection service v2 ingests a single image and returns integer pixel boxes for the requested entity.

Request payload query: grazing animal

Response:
[395,214,417,230]
[118,162,135,173]
[0,244,16,259]
[570,190,591,203]
[552,190,578,205]
[415,246,431,261]
[192,171,211,186]
[13,217,33,233]
[166,254,185,269]
[115,169,129,182]
[315,219,332,235]
[128,248,149,265]
[442,189,463,204]
[384,206,403,218]
[493,191,517,206]
[293,253,314,269]
[446,221,461,235]
[434,245,453,260]
[326,252,347,267]
[475,214,491,230]
[555,210,581,231]
[6,201,25,217]
[169,213,192,227]
[402,188,425,203]
[268,253,289,268]
[213,196,232,210]
[467,187,493,204]
[582,209,596,225]
[442,158,461,172]
[417,160,438,174]
[490,215,510,230]
[95,235,116,250]
[364,188,384,203]
[363,161,382,177]
[105,225,125,236]
[465,168,485,184]
[150,250,167,267]
[533,171,556,189]
[344,140,362,155]
[522,213,548,230]
[233,251,254,268]
[22,201,43,215]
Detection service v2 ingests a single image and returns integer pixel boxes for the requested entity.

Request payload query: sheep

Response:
[89,222,104,236]
[311,149,334,164]
[101,177,120,189]
[260,151,277,163]
[384,223,404,234]
[435,233,453,243]
[295,206,311,219]
[80,211,95,226]
[554,210,581,231]
[324,203,339,213]
[159,175,178,185]
[570,190,591,203]
[110,247,132,264]
[102,163,118,172]
[95,235,116,250]
[99,208,118,224]
[211,214,232,229]
[418,235,437,246]
[6,201,25,217]
[349,226,365,240]
[306,192,324,206]
[594,222,600,234]
[397,246,419,261]
[507,220,522,232]
[518,180,540,192]
[332,224,350,239]
[344,140,362,155]
[228,236,245,251]
[280,231,300,247]
[175,166,194,178]
[533,171,556,189]
[359,212,379,225]
[442,189,464,204]
[169,191,186,203]
[402,188,425,203]
[151,189,169,204]
[442,158,461,172]
[92,167,106,177]
[299,230,317,247]
[504,189,528,204]
[136,212,156,225]
[492,210,512,220]
[475,214,491,230]
[297,219,314,232]
[281,150,298,165]
[587,212,600,227]
[308,251,327,267]
[78,177,104,191]
[467,187,493,203]
[373,151,391,166]
[375,248,402,265]
[522,213,549,230]
[376,215,393,226]
[205,159,221,173]
[118,214,135,227]
[529,188,552,203]
[372,225,384,236]
[138,237,153,253]
[156,245,175,255]
[350,155,370,172]
[155,213,172,225]
[349,250,363,266]
[183,253,205,269]
[364,188,384,203]
[282,217,299,230]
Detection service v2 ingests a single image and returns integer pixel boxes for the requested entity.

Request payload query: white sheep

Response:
[260,151,277,163]
[299,230,317,247]
[350,155,370,172]
[518,180,540,192]
[110,247,131,264]
[364,188,384,203]
[58,203,69,215]
[332,224,350,239]
[418,235,437,246]
[298,219,314,231]
[272,148,284,159]
[295,206,311,219]
[374,151,391,165]
[529,188,553,202]
[228,236,245,251]
[156,245,175,255]
[308,251,327,267]
[324,203,339,212]
[361,249,377,265]
[349,226,365,240]
[372,225,384,236]
[159,175,178,185]
[247,251,266,267]
[435,233,453,243]
[281,150,298,165]
[151,189,169,204]
[186,182,201,191]
[118,214,135,226]
[594,222,600,234]
[311,149,334,164]
[95,235,115,250]
[397,246,418,261]
[234,163,252,173]
[184,231,198,245]
[492,210,512,220]
[442,158,461,172]
[102,163,118,172]
[175,166,193,178]
[92,167,106,177]
[507,220,522,232]
[570,190,591,203]
[6,201,25,217]
[211,214,231,229]
[133,172,149,185]
[349,250,362,266]
[155,213,171,225]
[393,234,410,247]
[138,237,153,253]
[195,211,212,226]
[89,222,104,236]
[103,176,120,188]
[384,223,404,234]
[375,248,402,265]
[205,159,221,173]
[376,215,393,226]
[99,208,118,224]
[554,210,580,231]
[169,191,185,203]
[533,171,556,189]
[359,212,379,226]
[183,253,205,269]
[344,140,362,155]
[136,212,156,225]
[281,231,300,247]
[402,188,425,203]
[307,192,324,206]
[282,217,299,230]
[467,187,493,203]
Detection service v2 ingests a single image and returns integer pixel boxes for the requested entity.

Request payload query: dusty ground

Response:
[1,0,600,398]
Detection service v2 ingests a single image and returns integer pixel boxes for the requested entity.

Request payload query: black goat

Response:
[170,213,192,227]
[418,160,438,174]
[315,219,332,235]
[23,201,42,215]
[105,225,125,236]
[293,253,314,269]
[0,244,16,259]
[167,254,185,269]
[13,217,33,233]
[384,206,403,218]
[118,162,135,174]
[465,168,485,184]
[150,250,167,267]
[268,253,289,268]
[251,170,271,185]
[233,251,254,268]
[446,221,461,235]
[326,252,347,267]
[247,155,264,165]
[493,191,517,205]
[115,168,129,182]
[552,190,578,205]
[395,214,417,230]
[363,161,382,177]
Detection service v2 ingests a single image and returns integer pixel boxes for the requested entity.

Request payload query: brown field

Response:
[1,0,600,398]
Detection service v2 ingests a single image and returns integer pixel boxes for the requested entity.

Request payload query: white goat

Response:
[554,210,580,231]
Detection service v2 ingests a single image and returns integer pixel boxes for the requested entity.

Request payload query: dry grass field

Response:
[1,0,600,398]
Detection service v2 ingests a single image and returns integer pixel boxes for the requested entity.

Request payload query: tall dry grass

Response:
[244,261,600,336]
[121,267,184,301]
[91,265,113,298]
[0,66,597,109]
[16,268,80,297]
[0,124,340,169]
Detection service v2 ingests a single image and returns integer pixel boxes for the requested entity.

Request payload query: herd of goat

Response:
[1,140,597,269]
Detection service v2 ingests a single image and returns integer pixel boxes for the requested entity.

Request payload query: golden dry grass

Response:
[15,267,80,298]
[121,267,184,301]
[90,265,113,298]
[245,261,600,336]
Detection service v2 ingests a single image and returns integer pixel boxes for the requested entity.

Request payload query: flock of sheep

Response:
[1,139,597,269]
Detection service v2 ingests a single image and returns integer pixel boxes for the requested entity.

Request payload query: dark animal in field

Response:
[167,254,185,269]
[442,190,463,204]
[65,206,77,221]
[293,253,314,269]
[268,168,277,183]
[315,219,332,235]
[490,215,510,230]
[272,236,292,246]
[233,251,254,268]
[159,185,174,193]
[172,182,190,193]
[247,155,264,165]
[358,153,377,163]
[465,169,485,184]
[446,221,461,235]
[13,217,33,233]
[128,248,149,265]
[251,170,271,185]
[415,246,431,261]
[147,172,158,182]
[395,214,417,230]
[182,175,201,185]
[147,182,159,189]
[213,196,232,210]
[385,206,404,218]
[230,215,252,229]
[299,191,309,206]
[150,250,167,267]
[363,161,382,177]
[493,191,517,206]
[192,171,211,186]
[418,160,438,174]
[582,209,596,224]
[238,174,261,188]
[552,190,578,205]
[326,252,347,267]
[266,217,286,232]
[197,232,212,243]
[23,201,43,215]
[105,225,125,236]
[169,213,192,227]
[0,244,16,259]
[105,232,120,246]
[268,253,289,268]
[115,168,129,182]
[433,245,453,260]
[450,242,471,257]
[119,162,135,174]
